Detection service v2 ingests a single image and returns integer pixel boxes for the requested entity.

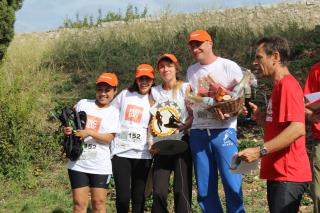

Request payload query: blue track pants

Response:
[189,128,245,213]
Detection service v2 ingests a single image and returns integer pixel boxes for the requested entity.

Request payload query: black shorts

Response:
[68,169,111,189]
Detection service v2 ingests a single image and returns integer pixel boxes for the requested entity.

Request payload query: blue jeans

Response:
[189,128,245,213]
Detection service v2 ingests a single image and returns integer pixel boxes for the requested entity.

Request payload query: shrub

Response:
[0,0,22,61]
[0,36,60,178]
[63,4,149,29]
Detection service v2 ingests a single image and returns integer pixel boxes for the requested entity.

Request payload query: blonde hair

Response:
[172,80,182,99]
[172,62,183,99]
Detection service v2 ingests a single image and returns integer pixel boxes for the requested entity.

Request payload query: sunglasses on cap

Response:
[137,76,153,81]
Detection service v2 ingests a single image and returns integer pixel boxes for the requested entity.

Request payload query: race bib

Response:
[116,128,146,150]
[79,143,97,160]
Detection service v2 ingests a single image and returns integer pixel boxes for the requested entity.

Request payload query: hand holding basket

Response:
[188,69,252,117]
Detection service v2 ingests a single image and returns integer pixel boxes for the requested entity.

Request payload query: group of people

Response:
[63,29,320,213]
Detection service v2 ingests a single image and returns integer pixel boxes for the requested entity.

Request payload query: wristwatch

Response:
[259,144,268,157]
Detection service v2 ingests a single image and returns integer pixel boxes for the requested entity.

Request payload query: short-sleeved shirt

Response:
[187,57,243,129]
[67,99,120,175]
[111,90,152,159]
[261,75,311,182]
[304,62,320,140]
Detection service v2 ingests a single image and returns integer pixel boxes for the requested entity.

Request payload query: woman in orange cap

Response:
[63,72,120,213]
[150,54,193,213]
[111,64,155,213]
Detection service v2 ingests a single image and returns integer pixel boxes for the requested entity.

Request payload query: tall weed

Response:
[0,36,60,178]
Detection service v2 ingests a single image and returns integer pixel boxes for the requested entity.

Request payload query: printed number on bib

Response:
[118,130,142,143]
[80,143,97,160]
[116,128,146,150]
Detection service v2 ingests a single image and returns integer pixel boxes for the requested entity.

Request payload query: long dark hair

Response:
[128,79,155,94]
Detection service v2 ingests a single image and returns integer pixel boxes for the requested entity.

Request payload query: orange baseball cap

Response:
[188,29,212,43]
[135,64,155,79]
[157,53,180,69]
[96,73,118,87]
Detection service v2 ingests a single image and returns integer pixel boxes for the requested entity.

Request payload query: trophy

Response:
[150,100,188,155]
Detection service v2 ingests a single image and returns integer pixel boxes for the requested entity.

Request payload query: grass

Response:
[0,160,312,212]
[0,162,73,213]
[0,119,313,212]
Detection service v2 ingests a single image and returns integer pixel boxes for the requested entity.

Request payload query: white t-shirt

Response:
[111,90,152,159]
[151,82,190,124]
[67,99,120,175]
[187,57,243,129]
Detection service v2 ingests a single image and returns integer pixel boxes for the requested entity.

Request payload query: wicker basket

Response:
[208,96,244,116]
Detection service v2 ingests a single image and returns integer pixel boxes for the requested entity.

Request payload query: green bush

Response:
[63,4,149,29]
[0,37,61,178]
[0,0,22,61]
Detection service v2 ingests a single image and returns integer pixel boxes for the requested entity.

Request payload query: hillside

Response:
[17,0,320,39]
[14,0,320,92]
[0,1,320,212]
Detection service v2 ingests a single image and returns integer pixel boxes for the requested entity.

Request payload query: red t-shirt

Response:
[304,62,320,139]
[260,75,312,182]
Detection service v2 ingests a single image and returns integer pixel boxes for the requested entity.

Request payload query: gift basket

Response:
[187,69,255,116]
[212,96,245,115]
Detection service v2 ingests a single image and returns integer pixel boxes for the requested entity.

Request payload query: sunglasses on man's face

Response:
[188,41,205,49]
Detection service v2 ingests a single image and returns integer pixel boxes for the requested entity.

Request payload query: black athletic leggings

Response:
[151,136,193,213]
[112,155,152,213]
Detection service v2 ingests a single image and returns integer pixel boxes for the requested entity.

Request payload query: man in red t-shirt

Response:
[238,36,312,213]
[304,62,320,213]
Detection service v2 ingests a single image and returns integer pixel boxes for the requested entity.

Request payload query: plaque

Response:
[150,100,187,155]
